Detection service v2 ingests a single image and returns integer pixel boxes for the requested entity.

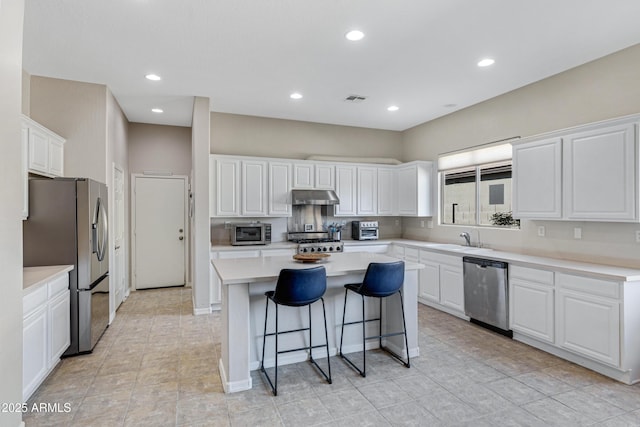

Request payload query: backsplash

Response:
[210,216,403,245]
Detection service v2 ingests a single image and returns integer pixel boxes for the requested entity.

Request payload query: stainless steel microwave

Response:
[231,223,271,245]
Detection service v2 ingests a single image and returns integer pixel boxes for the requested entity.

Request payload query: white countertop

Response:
[212,252,423,285]
[212,238,640,282]
[23,265,74,291]
[211,242,297,251]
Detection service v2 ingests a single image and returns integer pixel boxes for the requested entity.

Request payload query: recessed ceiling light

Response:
[345,30,365,41]
[145,74,162,81]
[290,92,303,100]
[387,105,399,112]
[477,58,495,67]
[151,108,163,113]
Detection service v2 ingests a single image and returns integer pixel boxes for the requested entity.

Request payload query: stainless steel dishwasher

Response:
[462,256,512,337]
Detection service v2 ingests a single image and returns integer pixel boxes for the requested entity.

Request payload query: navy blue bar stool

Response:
[260,266,332,396]
[339,261,410,377]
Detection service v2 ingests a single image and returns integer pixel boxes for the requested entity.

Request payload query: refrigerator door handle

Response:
[99,198,108,261]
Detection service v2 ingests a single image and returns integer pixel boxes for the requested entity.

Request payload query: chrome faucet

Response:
[460,232,471,246]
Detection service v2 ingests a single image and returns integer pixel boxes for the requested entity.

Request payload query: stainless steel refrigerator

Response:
[23,177,110,356]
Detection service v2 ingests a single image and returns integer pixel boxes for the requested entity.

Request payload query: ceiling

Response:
[22,1,640,131]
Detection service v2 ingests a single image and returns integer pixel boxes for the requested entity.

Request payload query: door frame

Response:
[112,163,127,310]
[131,173,189,291]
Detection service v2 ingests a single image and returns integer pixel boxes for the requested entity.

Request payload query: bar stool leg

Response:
[399,290,410,368]
[321,297,332,383]
[274,304,279,395]
[361,294,366,377]
[339,288,348,356]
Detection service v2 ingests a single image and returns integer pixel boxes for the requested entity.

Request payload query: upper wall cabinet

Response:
[268,161,292,217]
[377,166,396,216]
[397,161,433,216]
[334,165,357,216]
[513,115,639,222]
[22,115,65,178]
[211,156,241,217]
[292,162,335,190]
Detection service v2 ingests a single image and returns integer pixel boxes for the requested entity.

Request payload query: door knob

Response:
[179,236,184,240]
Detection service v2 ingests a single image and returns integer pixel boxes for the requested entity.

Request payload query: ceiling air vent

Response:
[344,94,367,103]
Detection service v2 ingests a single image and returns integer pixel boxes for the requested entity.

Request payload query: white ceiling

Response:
[22,1,640,131]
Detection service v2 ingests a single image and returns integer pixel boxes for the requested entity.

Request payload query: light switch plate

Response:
[574,227,582,239]
[420,220,425,228]
[427,220,433,229]
[537,226,545,237]
[636,230,640,243]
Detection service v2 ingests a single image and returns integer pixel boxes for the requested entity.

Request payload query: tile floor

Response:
[23,287,640,426]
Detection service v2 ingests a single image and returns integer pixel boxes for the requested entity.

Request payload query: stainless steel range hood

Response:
[291,189,340,205]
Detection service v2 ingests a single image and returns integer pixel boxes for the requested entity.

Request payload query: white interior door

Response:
[113,165,126,308]
[133,175,187,289]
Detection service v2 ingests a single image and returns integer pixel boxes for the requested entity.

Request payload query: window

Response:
[439,141,520,229]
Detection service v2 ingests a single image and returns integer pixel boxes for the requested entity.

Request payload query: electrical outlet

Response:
[395,219,400,226]
[574,227,582,239]
[420,220,425,228]
[636,230,640,243]
[427,220,433,229]
[537,226,545,237]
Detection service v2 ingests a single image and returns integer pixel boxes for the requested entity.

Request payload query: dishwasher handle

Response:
[462,256,508,269]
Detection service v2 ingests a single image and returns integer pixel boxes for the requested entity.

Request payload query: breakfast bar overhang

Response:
[212,252,423,393]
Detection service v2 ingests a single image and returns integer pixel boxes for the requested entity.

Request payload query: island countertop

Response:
[212,251,423,285]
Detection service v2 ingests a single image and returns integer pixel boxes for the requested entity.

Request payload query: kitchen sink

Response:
[427,244,487,253]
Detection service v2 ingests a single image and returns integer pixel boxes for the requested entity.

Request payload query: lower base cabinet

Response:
[556,273,620,367]
[418,250,465,318]
[23,272,70,401]
[509,265,555,343]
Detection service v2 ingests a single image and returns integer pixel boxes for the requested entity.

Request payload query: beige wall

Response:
[211,112,403,160]
[30,76,109,183]
[21,69,30,116]
[128,123,191,176]
[402,44,640,268]
[0,1,25,426]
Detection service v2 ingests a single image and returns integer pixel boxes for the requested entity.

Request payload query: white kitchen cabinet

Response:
[342,243,390,253]
[23,271,70,401]
[555,273,620,367]
[512,115,639,222]
[268,161,292,217]
[241,160,268,216]
[509,265,555,343]
[418,254,440,304]
[377,167,396,216]
[512,137,562,219]
[315,163,335,189]
[417,250,465,317]
[292,162,335,190]
[334,165,357,216]
[212,156,241,216]
[397,161,433,216]
[21,122,29,219]
[563,122,637,221]
[357,166,378,215]
[22,115,65,178]
[261,248,297,257]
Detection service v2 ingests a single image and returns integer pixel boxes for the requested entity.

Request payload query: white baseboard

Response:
[219,358,252,393]
[192,306,211,315]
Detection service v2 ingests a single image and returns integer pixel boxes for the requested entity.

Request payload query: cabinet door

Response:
[48,137,64,177]
[556,288,620,367]
[418,257,440,304]
[21,124,29,219]
[440,264,464,314]
[509,279,554,343]
[315,164,335,189]
[293,163,314,189]
[261,248,297,257]
[397,166,418,215]
[512,137,562,219]
[377,167,396,216]
[563,122,637,221]
[215,158,241,216]
[268,162,292,217]
[357,166,377,215]
[28,126,50,174]
[241,160,268,216]
[49,291,70,364]
[23,307,48,401]
[334,165,357,216]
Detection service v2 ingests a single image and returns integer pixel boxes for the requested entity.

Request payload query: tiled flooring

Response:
[24,287,640,427]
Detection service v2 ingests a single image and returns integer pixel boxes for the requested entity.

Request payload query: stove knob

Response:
[302,248,307,253]
[310,247,315,252]
[328,246,334,251]
[323,247,328,252]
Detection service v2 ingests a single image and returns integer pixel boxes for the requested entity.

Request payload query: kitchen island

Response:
[212,252,423,393]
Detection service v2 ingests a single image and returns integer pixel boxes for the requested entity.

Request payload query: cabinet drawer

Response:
[24,285,48,318]
[556,273,620,299]
[510,265,554,286]
[47,273,69,298]
[423,251,461,267]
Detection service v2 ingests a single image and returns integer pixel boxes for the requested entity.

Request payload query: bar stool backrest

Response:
[360,261,405,297]
[273,266,327,306]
